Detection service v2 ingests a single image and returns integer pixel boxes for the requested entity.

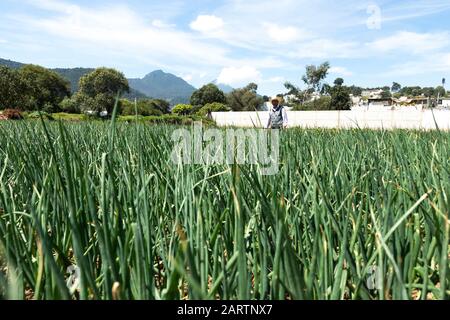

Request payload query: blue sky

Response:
[1,0,450,95]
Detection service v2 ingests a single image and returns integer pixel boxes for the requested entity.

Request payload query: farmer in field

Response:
[267,96,288,129]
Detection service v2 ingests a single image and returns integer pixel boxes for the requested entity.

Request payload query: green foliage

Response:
[59,97,81,114]
[435,86,446,98]
[26,111,54,120]
[293,96,332,111]
[0,66,27,110]
[302,62,330,93]
[172,104,193,116]
[0,65,70,111]
[330,79,352,110]
[118,114,215,126]
[0,123,448,300]
[51,113,87,121]
[197,102,230,116]
[227,83,264,111]
[69,93,97,114]
[190,83,226,107]
[79,68,130,113]
[120,99,164,117]
[18,65,71,111]
[148,99,170,114]
[392,82,402,93]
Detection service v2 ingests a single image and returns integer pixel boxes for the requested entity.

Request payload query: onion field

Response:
[0,120,449,300]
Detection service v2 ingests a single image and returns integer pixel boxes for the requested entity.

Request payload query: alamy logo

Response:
[171,122,280,175]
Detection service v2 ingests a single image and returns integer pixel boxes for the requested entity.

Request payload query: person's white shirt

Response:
[267,104,288,128]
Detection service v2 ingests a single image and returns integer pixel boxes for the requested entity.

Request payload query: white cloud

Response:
[264,23,307,43]
[367,31,450,54]
[385,52,450,76]
[330,67,353,77]
[190,15,224,34]
[17,2,232,70]
[151,20,175,29]
[267,77,284,82]
[290,39,360,59]
[217,66,262,87]
[181,74,193,82]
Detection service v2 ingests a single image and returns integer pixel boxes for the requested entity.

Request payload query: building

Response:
[440,98,450,108]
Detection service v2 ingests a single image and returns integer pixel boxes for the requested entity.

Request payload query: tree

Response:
[391,82,402,93]
[172,104,193,116]
[121,99,164,116]
[149,99,171,114]
[227,83,264,111]
[78,68,130,113]
[381,89,392,100]
[334,78,344,86]
[190,84,226,107]
[422,87,435,98]
[435,86,446,98]
[348,85,363,96]
[0,66,26,110]
[197,102,230,116]
[302,62,330,93]
[329,78,351,110]
[59,96,81,114]
[18,64,71,111]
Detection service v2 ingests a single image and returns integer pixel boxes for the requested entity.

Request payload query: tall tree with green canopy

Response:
[0,66,27,110]
[18,64,71,111]
[329,78,352,110]
[190,83,226,107]
[227,83,264,111]
[391,82,402,93]
[302,62,330,93]
[284,62,330,108]
[78,68,130,113]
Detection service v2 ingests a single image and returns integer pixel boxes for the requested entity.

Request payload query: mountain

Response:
[0,58,24,69]
[52,67,94,92]
[212,80,234,94]
[0,58,190,101]
[129,70,196,104]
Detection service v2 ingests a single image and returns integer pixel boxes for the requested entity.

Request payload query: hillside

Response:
[129,70,196,104]
[212,80,234,94]
[0,58,199,102]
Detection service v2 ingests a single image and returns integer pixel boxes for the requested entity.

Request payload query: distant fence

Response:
[212,110,450,130]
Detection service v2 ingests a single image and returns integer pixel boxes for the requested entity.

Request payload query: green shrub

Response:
[52,113,86,121]
[121,99,164,117]
[293,96,332,111]
[59,97,81,114]
[26,111,54,120]
[172,104,194,116]
[197,103,230,116]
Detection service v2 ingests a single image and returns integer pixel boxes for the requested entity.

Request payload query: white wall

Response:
[212,110,450,130]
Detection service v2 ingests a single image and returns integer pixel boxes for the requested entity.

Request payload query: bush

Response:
[59,97,81,114]
[121,99,164,117]
[26,111,54,120]
[52,113,86,121]
[1,109,24,120]
[172,104,194,116]
[293,96,332,111]
[18,64,70,111]
[197,103,230,116]
[118,114,215,126]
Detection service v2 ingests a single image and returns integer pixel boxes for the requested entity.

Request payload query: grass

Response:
[0,118,448,300]
[52,113,87,121]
